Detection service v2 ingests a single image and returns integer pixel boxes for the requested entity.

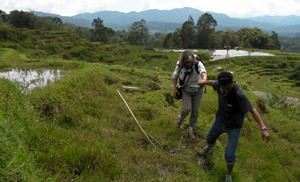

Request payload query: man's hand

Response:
[198,80,206,87]
[262,130,270,143]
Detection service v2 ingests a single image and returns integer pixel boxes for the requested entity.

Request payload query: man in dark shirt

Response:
[198,71,270,182]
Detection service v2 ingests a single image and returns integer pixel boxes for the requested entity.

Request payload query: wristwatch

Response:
[261,126,268,131]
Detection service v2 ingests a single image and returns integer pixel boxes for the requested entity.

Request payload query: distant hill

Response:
[33,7,300,37]
[245,15,300,26]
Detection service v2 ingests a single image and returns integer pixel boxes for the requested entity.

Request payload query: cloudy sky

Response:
[2,0,300,17]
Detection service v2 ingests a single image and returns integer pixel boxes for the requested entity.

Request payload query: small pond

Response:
[0,69,63,93]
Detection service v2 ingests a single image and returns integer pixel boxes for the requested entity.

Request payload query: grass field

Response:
[0,28,299,181]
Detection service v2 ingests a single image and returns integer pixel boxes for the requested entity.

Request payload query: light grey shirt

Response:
[172,61,206,93]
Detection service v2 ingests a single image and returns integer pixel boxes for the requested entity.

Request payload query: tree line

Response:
[0,10,282,50]
[163,13,281,50]
[0,10,147,45]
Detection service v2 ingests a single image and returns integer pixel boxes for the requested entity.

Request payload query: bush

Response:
[288,70,300,80]
[198,52,211,61]
[240,82,251,91]
[263,63,276,69]
[256,99,268,113]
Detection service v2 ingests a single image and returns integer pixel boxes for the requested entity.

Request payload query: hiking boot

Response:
[176,120,182,128]
[189,127,196,139]
[176,117,184,129]
[198,145,211,157]
[225,175,232,182]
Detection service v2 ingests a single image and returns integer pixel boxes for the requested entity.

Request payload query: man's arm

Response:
[250,108,270,143]
[198,79,215,87]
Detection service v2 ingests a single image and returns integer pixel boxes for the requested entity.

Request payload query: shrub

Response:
[147,82,160,91]
[263,63,276,69]
[256,99,268,113]
[198,52,211,61]
[240,82,251,91]
[288,70,300,80]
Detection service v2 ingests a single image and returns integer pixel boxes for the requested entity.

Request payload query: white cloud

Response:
[1,0,300,17]
[193,0,300,17]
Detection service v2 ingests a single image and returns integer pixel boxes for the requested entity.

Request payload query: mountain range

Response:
[34,7,300,37]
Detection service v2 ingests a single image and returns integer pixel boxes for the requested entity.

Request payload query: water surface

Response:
[156,49,274,60]
[211,49,274,60]
[0,69,62,93]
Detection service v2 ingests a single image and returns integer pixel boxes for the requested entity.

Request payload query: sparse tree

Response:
[236,28,276,49]
[150,32,165,48]
[171,28,182,49]
[91,17,115,43]
[127,19,149,45]
[0,10,8,25]
[180,15,196,48]
[162,30,182,49]
[269,31,281,49]
[196,13,217,49]
[163,33,173,48]
[8,10,37,29]
[217,30,239,51]
[52,17,63,25]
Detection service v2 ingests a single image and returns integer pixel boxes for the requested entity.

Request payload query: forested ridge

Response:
[0,10,291,51]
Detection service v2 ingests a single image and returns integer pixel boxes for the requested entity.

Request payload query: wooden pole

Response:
[117,90,157,149]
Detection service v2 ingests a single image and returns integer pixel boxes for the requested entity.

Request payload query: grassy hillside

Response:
[0,28,299,181]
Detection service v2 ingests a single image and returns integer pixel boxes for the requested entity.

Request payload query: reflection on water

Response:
[0,69,62,93]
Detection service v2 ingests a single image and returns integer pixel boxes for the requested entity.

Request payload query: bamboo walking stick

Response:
[117,90,157,149]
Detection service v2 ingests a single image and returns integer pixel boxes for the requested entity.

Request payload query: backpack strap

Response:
[178,64,190,86]
[194,61,200,74]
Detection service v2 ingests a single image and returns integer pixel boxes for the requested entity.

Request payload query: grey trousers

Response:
[178,89,203,128]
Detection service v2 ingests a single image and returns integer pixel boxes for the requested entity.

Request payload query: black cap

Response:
[217,71,233,85]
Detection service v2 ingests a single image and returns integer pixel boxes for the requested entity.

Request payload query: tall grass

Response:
[0,79,46,181]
